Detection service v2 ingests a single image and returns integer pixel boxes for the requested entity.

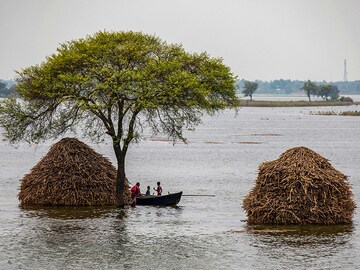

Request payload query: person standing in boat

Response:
[131,182,142,197]
[154,181,162,196]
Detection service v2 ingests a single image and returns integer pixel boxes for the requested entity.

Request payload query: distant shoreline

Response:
[238,100,360,107]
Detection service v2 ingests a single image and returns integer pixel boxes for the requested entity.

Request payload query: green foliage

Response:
[318,84,339,101]
[301,80,319,101]
[236,79,360,95]
[242,80,258,100]
[0,31,238,206]
[0,31,237,145]
[1,31,238,203]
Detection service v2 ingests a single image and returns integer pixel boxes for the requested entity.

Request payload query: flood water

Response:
[1,102,360,269]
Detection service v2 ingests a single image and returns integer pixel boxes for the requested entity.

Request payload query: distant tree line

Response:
[0,80,17,97]
[240,79,344,102]
[3,78,360,98]
[301,80,340,101]
[237,79,360,95]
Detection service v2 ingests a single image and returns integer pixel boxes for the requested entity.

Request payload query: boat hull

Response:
[136,191,182,206]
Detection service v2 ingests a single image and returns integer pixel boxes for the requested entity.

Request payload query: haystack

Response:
[243,147,356,225]
[18,137,131,206]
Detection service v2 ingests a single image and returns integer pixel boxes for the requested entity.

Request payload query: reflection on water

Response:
[242,224,355,270]
[2,196,357,269]
[243,224,354,235]
[20,206,121,219]
[1,105,360,269]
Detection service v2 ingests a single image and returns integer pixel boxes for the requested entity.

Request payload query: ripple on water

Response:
[1,106,360,269]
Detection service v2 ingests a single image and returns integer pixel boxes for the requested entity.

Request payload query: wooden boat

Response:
[135,191,183,206]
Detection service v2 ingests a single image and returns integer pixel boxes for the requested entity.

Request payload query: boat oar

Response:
[182,194,215,197]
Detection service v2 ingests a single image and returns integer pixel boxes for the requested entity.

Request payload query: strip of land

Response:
[238,100,360,107]
[311,110,360,116]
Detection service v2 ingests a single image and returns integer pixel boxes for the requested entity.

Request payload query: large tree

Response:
[301,80,318,101]
[318,84,340,101]
[242,80,258,101]
[0,31,238,207]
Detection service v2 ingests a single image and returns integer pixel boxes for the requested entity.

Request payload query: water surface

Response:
[1,104,359,269]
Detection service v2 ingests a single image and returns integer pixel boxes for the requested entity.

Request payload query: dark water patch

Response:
[19,205,121,220]
[232,224,354,235]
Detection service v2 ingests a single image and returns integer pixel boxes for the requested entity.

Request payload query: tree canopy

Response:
[318,84,340,101]
[0,31,238,206]
[301,80,318,101]
[242,80,258,100]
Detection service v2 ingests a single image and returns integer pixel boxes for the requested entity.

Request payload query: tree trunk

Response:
[116,155,126,207]
[113,137,126,207]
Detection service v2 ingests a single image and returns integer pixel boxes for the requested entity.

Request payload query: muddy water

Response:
[0,105,359,269]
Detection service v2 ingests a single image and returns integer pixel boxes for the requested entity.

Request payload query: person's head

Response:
[136,182,140,187]
[147,186,150,190]
[157,182,161,186]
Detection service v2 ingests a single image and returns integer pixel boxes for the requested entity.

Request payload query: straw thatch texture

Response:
[18,137,131,206]
[243,147,356,225]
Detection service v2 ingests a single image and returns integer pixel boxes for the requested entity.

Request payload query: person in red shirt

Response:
[131,182,142,197]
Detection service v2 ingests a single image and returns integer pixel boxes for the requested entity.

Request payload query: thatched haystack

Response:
[243,147,356,225]
[18,137,131,206]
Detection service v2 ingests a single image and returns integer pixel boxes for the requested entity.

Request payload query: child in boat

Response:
[154,182,162,196]
[145,186,151,196]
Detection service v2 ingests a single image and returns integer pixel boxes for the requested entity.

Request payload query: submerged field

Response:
[0,104,359,269]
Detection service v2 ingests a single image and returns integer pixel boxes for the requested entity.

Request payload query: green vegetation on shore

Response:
[236,79,360,95]
[238,100,360,107]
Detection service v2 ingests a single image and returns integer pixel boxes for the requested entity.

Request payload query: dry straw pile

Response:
[243,147,356,225]
[18,137,130,206]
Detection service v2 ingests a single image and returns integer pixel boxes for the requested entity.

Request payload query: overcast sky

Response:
[0,0,359,82]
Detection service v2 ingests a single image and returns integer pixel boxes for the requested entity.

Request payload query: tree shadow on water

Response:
[19,205,127,220]
[232,223,355,251]
[244,223,354,236]
[14,206,135,269]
